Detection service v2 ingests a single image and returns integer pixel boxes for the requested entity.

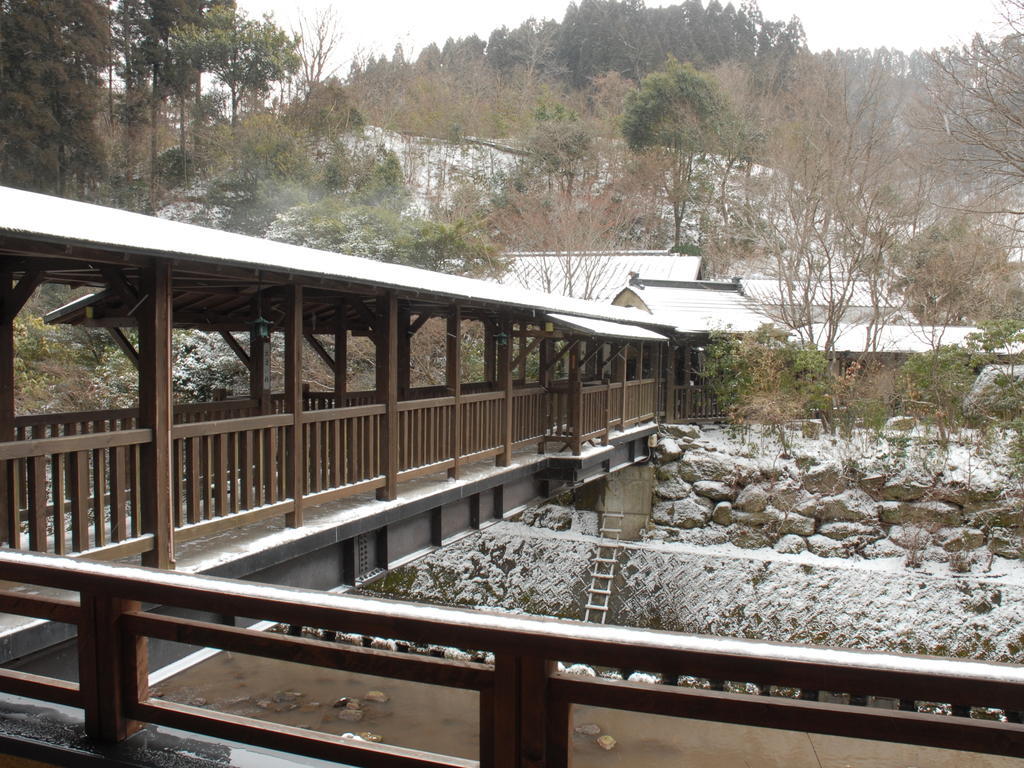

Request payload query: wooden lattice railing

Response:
[0,550,1020,766]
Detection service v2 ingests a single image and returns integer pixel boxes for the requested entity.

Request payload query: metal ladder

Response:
[583,512,625,624]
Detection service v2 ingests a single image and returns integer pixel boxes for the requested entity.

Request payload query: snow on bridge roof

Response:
[547,313,668,341]
[0,186,670,330]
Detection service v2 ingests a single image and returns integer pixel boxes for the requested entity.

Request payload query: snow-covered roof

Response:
[0,186,669,330]
[743,278,901,310]
[500,251,701,301]
[822,323,981,354]
[615,283,771,335]
[547,313,667,341]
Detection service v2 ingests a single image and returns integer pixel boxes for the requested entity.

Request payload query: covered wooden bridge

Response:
[0,186,669,570]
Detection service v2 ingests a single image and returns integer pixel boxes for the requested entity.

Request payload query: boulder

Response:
[655,464,679,483]
[878,501,902,525]
[818,522,880,541]
[728,526,772,549]
[940,527,985,552]
[818,490,878,522]
[657,437,683,464]
[967,505,1020,528]
[693,480,735,502]
[897,500,963,528]
[803,463,846,495]
[778,513,816,537]
[770,483,812,512]
[806,534,851,558]
[735,484,770,514]
[774,534,808,554]
[988,528,1023,559]
[732,506,782,527]
[678,450,757,484]
[655,477,693,501]
[792,496,820,518]
[663,424,701,440]
[878,480,931,502]
[712,501,733,526]
[862,538,906,559]
[653,496,711,529]
[521,505,573,531]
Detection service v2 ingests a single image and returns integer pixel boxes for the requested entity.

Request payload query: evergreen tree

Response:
[0,0,110,196]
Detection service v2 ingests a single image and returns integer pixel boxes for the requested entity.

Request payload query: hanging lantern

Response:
[495,331,509,347]
[253,314,272,342]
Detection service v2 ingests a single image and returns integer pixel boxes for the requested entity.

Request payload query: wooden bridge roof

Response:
[0,185,671,338]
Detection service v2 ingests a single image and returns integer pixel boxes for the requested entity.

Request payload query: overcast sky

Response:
[238,0,1005,71]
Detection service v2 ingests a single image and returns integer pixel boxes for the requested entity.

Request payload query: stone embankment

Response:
[652,423,1023,569]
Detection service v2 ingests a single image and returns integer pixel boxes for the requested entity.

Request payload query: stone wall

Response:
[652,424,1022,569]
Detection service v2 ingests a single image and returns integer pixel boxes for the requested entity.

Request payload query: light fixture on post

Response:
[253,271,271,342]
[494,330,508,347]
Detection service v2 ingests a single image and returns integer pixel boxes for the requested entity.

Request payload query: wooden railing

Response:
[670,384,724,421]
[0,428,153,557]
[0,550,1020,766]
[2,382,660,559]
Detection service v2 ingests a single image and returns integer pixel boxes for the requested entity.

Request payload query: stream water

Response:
[156,651,1024,767]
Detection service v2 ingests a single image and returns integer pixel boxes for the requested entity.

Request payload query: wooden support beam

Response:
[447,305,462,480]
[99,266,139,309]
[484,327,496,385]
[348,299,377,330]
[543,339,577,377]
[407,312,431,337]
[497,317,513,467]
[334,300,347,401]
[304,333,334,369]
[0,270,43,323]
[376,293,399,501]
[218,331,250,368]
[284,285,304,528]
[108,328,140,369]
[666,343,678,421]
[249,295,272,415]
[511,336,543,374]
[138,262,173,569]
[0,272,16,542]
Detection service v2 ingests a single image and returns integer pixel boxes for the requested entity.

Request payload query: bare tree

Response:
[295,6,342,99]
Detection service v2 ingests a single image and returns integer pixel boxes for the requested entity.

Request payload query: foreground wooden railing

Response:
[670,384,724,421]
[0,551,1021,766]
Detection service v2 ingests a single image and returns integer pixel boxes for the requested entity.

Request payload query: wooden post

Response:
[683,344,693,420]
[284,284,304,527]
[397,307,411,400]
[497,317,513,467]
[250,293,271,415]
[376,293,399,501]
[79,595,146,741]
[666,342,677,422]
[484,321,496,386]
[138,262,173,569]
[487,653,554,768]
[334,299,348,405]
[0,272,14,544]
[620,343,630,427]
[447,305,462,479]
[568,340,582,454]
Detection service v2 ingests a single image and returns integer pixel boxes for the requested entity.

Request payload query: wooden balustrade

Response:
[671,384,724,421]
[0,550,1020,766]
[0,428,153,557]
[4,381,660,558]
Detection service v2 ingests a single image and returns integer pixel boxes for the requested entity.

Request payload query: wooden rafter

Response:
[304,333,334,368]
[1,269,43,322]
[107,328,140,369]
[218,331,250,367]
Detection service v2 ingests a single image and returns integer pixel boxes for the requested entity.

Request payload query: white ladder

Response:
[583,512,624,624]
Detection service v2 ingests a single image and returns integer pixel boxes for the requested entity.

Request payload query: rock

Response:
[859,475,886,495]
[778,512,816,537]
[664,423,701,440]
[770,483,812,512]
[596,735,617,751]
[521,505,573,530]
[732,506,782,527]
[818,490,878,522]
[818,522,880,541]
[862,538,906,559]
[988,528,1023,559]
[574,723,601,736]
[803,463,846,495]
[940,527,985,552]
[878,480,931,502]
[806,534,851,558]
[655,496,712,529]
[693,480,735,502]
[899,500,963,527]
[365,690,389,703]
[712,501,733,526]
[878,501,902,525]
[735,484,770,514]
[655,464,679,483]
[967,505,1020,528]
[728,526,772,549]
[357,732,383,743]
[655,477,693,501]
[678,450,753,484]
[792,496,819,518]
[889,525,935,551]
[774,534,808,554]
[338,708,364,722]
[657,437,683,464]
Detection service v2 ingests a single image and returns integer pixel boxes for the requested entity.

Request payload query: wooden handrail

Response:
[171,414,292,440]
[0,428,152,461]
[0,550,1020,763]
